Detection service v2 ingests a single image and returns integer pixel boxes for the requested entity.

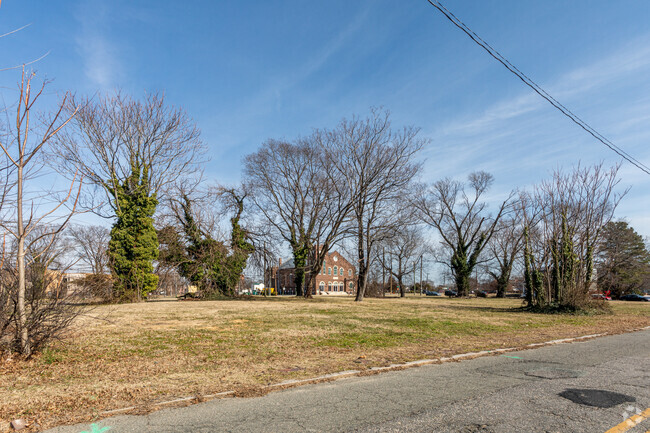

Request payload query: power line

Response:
[425,0,650,176]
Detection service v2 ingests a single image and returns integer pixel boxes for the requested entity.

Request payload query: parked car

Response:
[476,290,488,298]
[620,294,650,302]
[425,291,441,296]
[177,291,204,300]
[591,293,611,301]
[444,290,457,297]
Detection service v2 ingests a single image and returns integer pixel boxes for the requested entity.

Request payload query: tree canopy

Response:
[597,221,650,298]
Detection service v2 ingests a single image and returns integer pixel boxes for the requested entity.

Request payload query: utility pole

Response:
[420,254,423,295]
[263,242,268,293]
[389,254,393,295]
[382,248,386,298]
[413,262,416,296]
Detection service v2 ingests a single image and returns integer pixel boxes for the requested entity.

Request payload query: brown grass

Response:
[1,296,648,430]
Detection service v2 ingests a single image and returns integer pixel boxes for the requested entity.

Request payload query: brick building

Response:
[266,250,356,295]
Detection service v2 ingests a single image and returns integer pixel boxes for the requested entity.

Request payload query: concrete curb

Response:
[99,325,650,417]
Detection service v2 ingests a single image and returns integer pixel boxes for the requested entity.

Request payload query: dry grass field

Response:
[1,296,648,430]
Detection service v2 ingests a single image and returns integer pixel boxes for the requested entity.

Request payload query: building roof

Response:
[277,251,355,271]
[279,258,295,269]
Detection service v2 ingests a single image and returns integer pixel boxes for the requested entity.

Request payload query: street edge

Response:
[98,325,650,417]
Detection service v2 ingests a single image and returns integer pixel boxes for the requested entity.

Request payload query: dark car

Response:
[444,290,457,297]
[476,290,488,298]
[620,294,650,302]
[177,291,204,300]
[425,291,441,296]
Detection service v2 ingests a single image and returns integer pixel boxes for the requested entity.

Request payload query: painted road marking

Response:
[79,424,111,433]
[605,407,650,433]
[501,355,522,359]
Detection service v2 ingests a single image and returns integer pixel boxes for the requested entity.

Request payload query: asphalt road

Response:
[46,329,650,433]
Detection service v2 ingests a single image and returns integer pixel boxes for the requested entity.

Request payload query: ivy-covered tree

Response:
[108,162,159,302]
[487,216,525,298]
[244,138,334,297]
[163,187,254,298]
[521,164,624,310]
[417,172,511,297]
[222,187,255,293]
[50,92,204,303]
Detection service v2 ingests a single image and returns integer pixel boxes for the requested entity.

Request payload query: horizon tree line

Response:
[1,69,642,357]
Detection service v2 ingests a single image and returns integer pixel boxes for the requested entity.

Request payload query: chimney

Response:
[279,258,282,266]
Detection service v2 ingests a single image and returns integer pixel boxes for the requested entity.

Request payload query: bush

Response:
[1,265,84,358]
[78,274,114,303]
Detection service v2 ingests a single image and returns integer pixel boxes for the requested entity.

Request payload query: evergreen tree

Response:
[108,162,159,302]
[597,221,650,298]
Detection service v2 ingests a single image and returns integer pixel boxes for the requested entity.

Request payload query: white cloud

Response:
[424,34,650,179]
[74,1,122,90]
[417,35,650,236]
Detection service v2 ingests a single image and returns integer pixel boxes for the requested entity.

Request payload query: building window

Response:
[328,282,332,291]
[333,266,338,276]
[349,282,354,290]
[328,267,332,275]
[319,281,325,291]
[322,262,326,274]
[348,269,352,276]
[339,268,344,276]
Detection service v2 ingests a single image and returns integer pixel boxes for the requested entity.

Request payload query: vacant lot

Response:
[1,296,648,430]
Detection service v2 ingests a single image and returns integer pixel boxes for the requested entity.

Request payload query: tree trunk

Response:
[455,271,469,297]
[355,265,368,302]
[294,267,304,297]
[355,220,366,302]
[496,281,507,298]
[495,265,511,298]
[398,276,405,297]
[303,270,313,299]
[16,166,30,356]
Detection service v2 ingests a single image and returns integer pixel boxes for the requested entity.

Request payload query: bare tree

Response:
[160,181,257,298]
[68,224,110,274]
[416,172,512,297]
[331,109,426,301]
[377,226,427,298]
[244,134,352,297]
[66,224,112,301]
[51,92,204,216]
[0,69,81,356]
[486,214,525,297]
[244,110,424,300]
[50,92,204,302]
[522,163,625,309]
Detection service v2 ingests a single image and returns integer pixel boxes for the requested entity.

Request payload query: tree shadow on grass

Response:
[439,304,529,314]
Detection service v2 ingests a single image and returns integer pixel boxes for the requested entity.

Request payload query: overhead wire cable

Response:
[425,0,650,175]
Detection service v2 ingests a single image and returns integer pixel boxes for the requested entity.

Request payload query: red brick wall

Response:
[313,251,355,294]
[268,251,356,294]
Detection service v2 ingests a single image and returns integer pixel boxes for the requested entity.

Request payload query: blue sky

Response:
[1,0,650,240]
